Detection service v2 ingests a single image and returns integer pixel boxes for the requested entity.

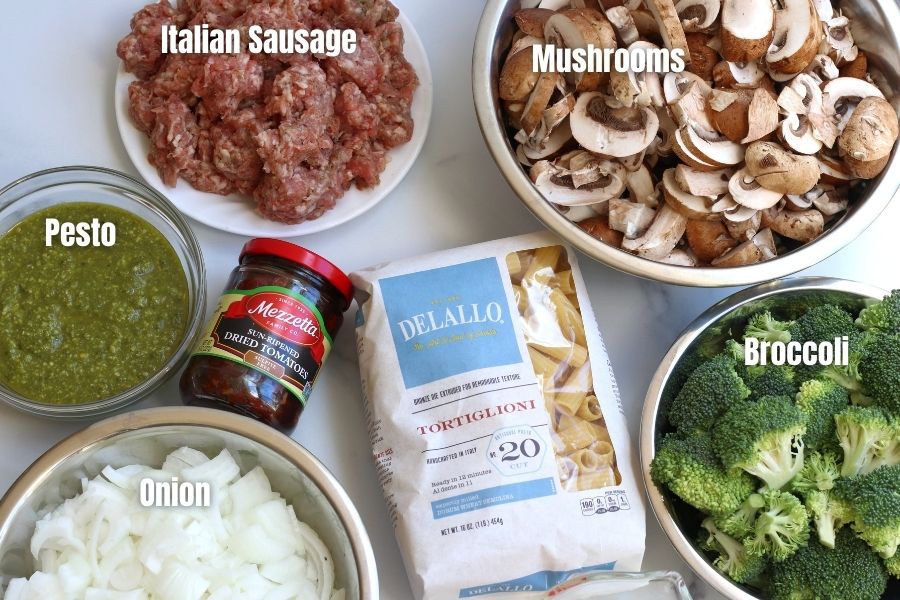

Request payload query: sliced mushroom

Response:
[608,198,657,238]
[712,60,766,89]
[708,88,753,142]
[570,93,660,157]
[510,34,544,56]
[515,8,555,38]
[499,49,541,102]
[838,96,899,179]
[711,240,763,266]
[578,216,625,246]
[725,209,762,240]
[544,9,618,92]
[685,33,719,81]
[531,154,627,206]
[779,114,823,155]
[662,168,718,219]
[766,0,822,76]
[522,120,574,161]
[809,186,849,216]
[665,74,718,137]
[685,219,738,262]
[679,123,745,167]
[626,165,657,205]
[817,154,851,184]
[821,77,885,133]
[659,249,700,266]
[839,51,868,80]
[729,168,783,209]
[520,72,561,135]
[675,0,720,33]
[720,0,774,63]
[741,88,780,143]
[745,141,820,195]
[606,6,639,45]
[761,207,824,242]
[673,127,720,171]
[675,164,733,196]
[619,149,647,172]
[805,54,840,83]
[785,193,814,211]
[823,16,856,65]
[645,0,692,64]
[621,203,689,259]
[751,227,778,260]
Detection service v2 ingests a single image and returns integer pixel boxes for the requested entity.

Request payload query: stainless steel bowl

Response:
[0,407,378,599]
[473,1,900,287]
[639,277,888,599]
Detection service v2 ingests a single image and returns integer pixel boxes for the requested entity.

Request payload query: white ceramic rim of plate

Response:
[114,12,433,238]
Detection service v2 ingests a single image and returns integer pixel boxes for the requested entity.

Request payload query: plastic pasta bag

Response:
[351,232,645,600]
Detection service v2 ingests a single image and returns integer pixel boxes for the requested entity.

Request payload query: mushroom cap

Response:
[711,240,763,266]
[515,8,555,38]
[674,0,720,33]
[822,76,885,131]
[685,219,738,263]
[838,96,899,162]
[570,93,660,157]
[745,141,821,195]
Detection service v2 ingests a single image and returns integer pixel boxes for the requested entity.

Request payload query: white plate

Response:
[115,13,432,238]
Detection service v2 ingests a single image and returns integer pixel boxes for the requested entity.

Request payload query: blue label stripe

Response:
[431,477,556,519]
[458,562,616,597]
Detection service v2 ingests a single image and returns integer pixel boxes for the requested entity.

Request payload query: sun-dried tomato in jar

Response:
[180,238,352,432]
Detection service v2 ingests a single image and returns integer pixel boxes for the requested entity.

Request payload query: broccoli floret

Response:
[833,465,900,559]
[789,304,858,345]
[771,528,888,600]
[857,290,900,333]
[668,354,751,435]
[745,365,798,401]
[805,489,851,549]
[835,406,894,477]
[651,433,755,517]
[886,554,900,578]
[744,489,810,562]
[713,396,807,491]
[794,380,849,452]
[700,517,768,584]
[716,493,766,540]
[790,305,860,383]
[858,332,900,415]
[792,451,841,494]
[745,311,794,344]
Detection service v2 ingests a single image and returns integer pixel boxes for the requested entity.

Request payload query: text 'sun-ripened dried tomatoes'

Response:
[180,238,352,431]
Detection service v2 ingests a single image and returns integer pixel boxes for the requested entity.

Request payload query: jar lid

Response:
[241,238,354,307]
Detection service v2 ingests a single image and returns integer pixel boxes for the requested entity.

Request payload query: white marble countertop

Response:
[1,1,898,599]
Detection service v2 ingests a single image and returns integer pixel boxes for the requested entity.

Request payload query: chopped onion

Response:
[4,448,341,600]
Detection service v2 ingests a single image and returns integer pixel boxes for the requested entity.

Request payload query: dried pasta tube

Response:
[506,252,529,282]
[556,413,582,432]
[554,420,596,454]
[528,340,588,368]
[552,270,576,294]
[575,466,616,491]
[569,447,602,472]
[589,440,616,466]
[575,394,603,422]
[512,285,527,315]
[522,246,561,285]
[549,289,586,346]
[554,362,593,415]
[587,422,613,445]
[557,455,578,481]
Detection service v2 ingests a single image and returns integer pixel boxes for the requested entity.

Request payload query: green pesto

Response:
[0,203,188,404]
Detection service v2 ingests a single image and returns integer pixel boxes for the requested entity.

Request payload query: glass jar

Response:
[180,238,352,432]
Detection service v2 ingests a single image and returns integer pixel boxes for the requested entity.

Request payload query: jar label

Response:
[191,286,333,406]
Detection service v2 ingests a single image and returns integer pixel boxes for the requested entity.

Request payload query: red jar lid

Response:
[240,238,353,307]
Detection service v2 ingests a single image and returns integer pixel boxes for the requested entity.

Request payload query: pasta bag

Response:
[352,232,646,600]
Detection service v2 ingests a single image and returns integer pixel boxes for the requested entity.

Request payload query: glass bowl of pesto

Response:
[0,166,206,418]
